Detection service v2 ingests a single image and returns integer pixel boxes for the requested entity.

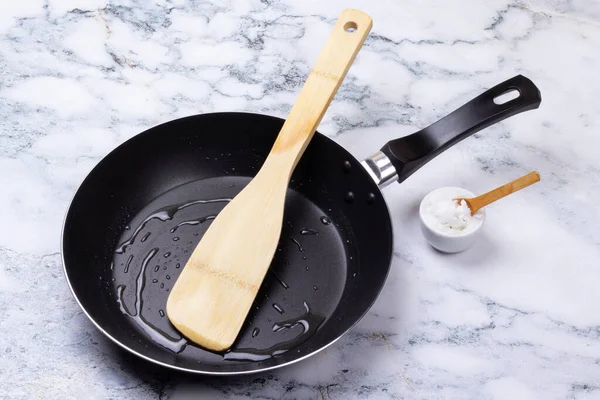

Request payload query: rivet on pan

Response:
[343,160,352,173]
[345,191,355,203]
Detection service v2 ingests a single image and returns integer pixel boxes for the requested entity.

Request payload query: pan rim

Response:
[60,111,394,375]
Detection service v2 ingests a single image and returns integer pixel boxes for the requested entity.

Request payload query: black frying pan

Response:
[62,75,541,375]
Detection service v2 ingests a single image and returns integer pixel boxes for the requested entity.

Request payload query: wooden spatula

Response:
[455,171,541,215]
[167,9,373,352]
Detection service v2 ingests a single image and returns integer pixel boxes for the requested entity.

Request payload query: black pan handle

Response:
[363,75,541,186]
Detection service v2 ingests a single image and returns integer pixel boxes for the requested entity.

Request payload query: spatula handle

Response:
[268,9,372,172]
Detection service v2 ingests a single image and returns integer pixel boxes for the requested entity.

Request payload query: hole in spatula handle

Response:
[344,21,358,32]
[493,88,520,105]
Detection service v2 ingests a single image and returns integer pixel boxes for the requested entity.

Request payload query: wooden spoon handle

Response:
[469,171,540,214]
[267,9,372,173]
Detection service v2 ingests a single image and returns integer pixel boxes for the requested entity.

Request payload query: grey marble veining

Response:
[1,0,599,399]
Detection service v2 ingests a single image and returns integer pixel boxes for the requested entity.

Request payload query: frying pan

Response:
[62,75,541,375]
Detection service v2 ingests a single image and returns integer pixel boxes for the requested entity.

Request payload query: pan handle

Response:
[361,75,542,187]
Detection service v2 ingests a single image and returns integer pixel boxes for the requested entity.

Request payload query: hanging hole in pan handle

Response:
[344,21,358,32]
[484,74,541,111]
[493,88,520,105]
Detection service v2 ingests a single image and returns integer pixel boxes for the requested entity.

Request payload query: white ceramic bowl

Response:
[419,187,485,253]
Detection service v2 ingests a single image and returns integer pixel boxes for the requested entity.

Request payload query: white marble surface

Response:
[1,0,599,398]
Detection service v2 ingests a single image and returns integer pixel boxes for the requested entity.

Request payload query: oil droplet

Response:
[273,303,284,314]
[343,160,352,173]
[170,216,216,233]
[346,239,351,244]
[302,256,307,260]
[115,198,229,254]
[270,269,289,289]
[124,255,133,273]
[320,216,331,225]
[313,285,318,290]
[352,272,357,278]
[367,192,376,204]
[163,252,171,258]
[300,228,318,236]
[124,225,130,230]
[166,275,171,280]
[110,261,114,271]
[159,310,165,317]
[154,265,159,272]
[305,266,309,271]
[173,237,180,241]
[176,263,181,269]
[140,232,151,242]
[252,328,260,338]
[224,302,325,362]
[160,283,164,289]
[152,279,158,283]
[290,238,304,252]
[116,248,187,353]
[345,191,355,203]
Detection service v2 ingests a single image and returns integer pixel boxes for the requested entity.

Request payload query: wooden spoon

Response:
[455,171,541,215]
[166,9,373,352]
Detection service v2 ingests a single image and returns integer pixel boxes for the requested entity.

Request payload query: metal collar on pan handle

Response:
[360,152,398,188]
[361,75,542,188]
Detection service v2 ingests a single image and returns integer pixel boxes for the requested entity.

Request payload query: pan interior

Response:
[111,175,350,365]
[62,113,393,374]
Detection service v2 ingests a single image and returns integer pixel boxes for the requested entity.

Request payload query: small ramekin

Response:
[418,187,485,253]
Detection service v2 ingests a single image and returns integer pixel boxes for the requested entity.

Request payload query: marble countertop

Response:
[1,0,599,399]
